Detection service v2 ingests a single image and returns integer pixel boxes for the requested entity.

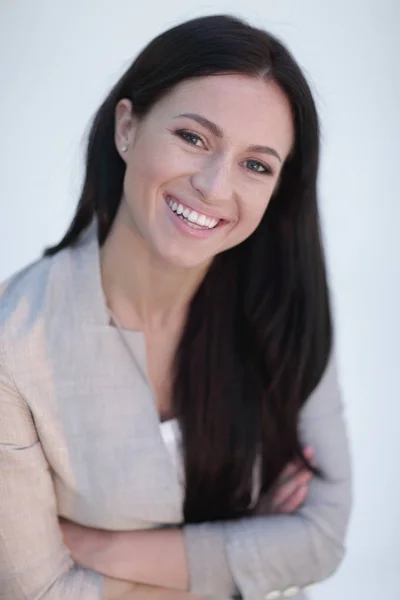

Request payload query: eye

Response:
[244,159,272,176]
[175,129,206,148]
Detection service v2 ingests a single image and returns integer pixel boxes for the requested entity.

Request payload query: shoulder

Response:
[0,220,104,381]
[0,248,73,347]
[0,219,102,351]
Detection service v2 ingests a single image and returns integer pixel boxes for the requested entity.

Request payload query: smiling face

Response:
[115,74,294,269]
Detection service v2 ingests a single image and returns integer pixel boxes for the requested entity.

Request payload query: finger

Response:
[303,445,314,458]
[303,446,315,465]
[279,447,314,475]
[286,447,315,474]
[272,470,312,508]
[275,449,315,490]
[277,456,309,485]
[278,485,308,513]
[303,445,317,466]
[278,461,301,482]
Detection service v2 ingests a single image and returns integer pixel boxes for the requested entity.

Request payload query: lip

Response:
[164,194,227,239]
[163,192,227,222]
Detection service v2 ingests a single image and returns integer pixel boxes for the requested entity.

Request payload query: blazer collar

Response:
[66,217,111,327]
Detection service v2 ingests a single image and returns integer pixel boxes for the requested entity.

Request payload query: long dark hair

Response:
[45,14,332,523]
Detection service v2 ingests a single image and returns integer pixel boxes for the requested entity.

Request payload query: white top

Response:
[160,418,262,508]
[159,418,185,486]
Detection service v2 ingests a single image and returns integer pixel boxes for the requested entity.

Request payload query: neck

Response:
[99,204,209,332]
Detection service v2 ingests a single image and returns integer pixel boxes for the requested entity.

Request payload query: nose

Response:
[190,154,234,205]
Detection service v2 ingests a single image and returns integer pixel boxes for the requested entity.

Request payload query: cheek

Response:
[128,145,162,184]
[129,136,187,189]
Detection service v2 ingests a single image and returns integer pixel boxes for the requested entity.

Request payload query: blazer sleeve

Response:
[183,350,353,600]
[0,359,103,600]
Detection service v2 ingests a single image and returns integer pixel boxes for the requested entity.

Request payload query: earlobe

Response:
[114,98,136,160]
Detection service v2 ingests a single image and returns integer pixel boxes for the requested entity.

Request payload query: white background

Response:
[0,1,399,598]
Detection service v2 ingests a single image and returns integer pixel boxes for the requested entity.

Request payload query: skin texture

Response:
[115,74,294,268]
[62,75,310,594]
[100,74,293,329]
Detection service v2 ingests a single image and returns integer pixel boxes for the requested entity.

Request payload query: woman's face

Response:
[115,74,294,269]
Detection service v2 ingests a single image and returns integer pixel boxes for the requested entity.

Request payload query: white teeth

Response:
[188,210,198,223]
[166,196,220,229]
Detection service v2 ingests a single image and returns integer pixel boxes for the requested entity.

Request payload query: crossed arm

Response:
[60,443,315,592]
[0,351,352,600]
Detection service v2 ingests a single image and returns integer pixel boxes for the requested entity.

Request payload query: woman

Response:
[0,14,352,600]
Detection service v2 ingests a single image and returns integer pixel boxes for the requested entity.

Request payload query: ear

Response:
[114,99,138,162]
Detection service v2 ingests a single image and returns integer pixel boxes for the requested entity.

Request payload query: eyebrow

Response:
[174,112,282,163]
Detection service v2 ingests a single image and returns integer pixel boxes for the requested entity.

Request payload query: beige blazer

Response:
[0,221,352,600]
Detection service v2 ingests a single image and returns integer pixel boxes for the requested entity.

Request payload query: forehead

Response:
[155,74,294,157]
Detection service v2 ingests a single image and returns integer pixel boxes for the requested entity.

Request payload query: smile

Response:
[166,196,220,230]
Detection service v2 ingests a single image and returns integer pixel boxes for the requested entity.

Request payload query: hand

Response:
[102,579,202,600]
[108,583,202,600]
[60,521,190,591]
[254,446,315,515]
